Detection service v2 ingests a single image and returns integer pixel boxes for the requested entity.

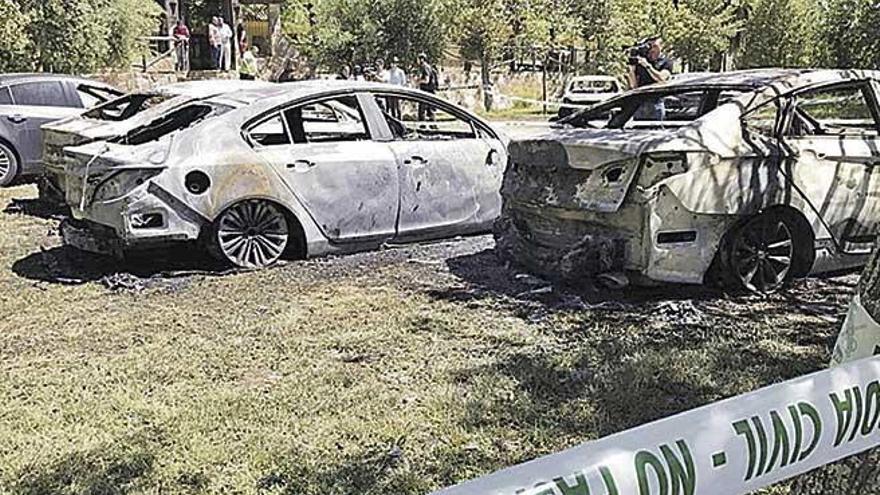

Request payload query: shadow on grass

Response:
[256,441,429,495]
[11,244,227,287]
[427,248,733,319]
[12,436,157,495]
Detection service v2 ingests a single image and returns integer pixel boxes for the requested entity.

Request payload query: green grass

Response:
[0,184,865,493]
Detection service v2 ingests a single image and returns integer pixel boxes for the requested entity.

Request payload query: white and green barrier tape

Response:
[433,301,880,495]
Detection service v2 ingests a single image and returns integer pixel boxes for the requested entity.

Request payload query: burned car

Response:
[0,73,121,186]
[497,69,880,293]
[46,81,506,268]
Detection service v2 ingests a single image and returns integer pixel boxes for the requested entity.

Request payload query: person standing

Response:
[386,57,407,119]
[220,17,234,71]
[417,52,437,121]
[208,17,222,69]
[627,36,673,121]
[173,18,190,72]
[240,46,259,80]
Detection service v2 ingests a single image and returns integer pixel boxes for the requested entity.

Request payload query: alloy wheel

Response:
[215,200,289,269]
[0,144,16,186]
[730,214,794,293]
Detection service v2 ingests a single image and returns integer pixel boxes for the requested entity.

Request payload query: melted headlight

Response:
[92,169,162,203]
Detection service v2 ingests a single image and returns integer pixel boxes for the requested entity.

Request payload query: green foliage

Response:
[821,0,880,68]
[0,0,161,74]
[284,0,447,72]
[736,0,822,68]
[0,0,30,71]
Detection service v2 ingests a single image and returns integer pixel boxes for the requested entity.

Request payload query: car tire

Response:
[0,141,20,187]
[721,211,800,294]
[208,199,290,269]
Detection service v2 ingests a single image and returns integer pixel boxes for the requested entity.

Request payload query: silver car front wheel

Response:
[0,142,20,187]
[212,200,290,269]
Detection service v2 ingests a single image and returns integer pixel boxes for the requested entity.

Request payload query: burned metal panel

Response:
[391,138,503,240]
[256,139,401,243]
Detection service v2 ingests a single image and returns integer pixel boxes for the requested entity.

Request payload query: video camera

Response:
[625,38,654,66]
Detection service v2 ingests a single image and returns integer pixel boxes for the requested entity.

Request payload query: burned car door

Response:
[246,94,400,243]
[780,81,880,253]
[372,93,504,240]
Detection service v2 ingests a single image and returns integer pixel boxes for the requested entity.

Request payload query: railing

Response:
[135,36,185,72]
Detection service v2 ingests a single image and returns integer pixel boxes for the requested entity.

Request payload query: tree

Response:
[0,0,30,71]
[821,0,880,68]
[0,0,162,74]
[283,0,447,73]
[735,0,822,68]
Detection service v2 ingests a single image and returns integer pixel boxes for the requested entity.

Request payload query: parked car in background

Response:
[42,79,275,200]
[0,74,121,186]
[497,69,880,293]
[557,75,622,119]
[46,81,507,269]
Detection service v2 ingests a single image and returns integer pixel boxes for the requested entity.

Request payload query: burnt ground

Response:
[0,183,865,494]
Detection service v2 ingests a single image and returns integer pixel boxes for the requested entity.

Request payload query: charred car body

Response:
[0,74,120,186]
[497,69,880,292]
[45,81,506,268]
[42,79,274,200]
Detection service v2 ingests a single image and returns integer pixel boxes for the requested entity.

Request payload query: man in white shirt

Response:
[386,57,407,119]
[220,18,234,71]
[388,57,406,86]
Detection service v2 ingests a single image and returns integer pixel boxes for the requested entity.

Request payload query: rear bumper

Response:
[496,188,730,285]
[63,180,205,252]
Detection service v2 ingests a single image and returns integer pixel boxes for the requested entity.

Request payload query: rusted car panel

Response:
[48,81,507,268]
[497,69,880,292]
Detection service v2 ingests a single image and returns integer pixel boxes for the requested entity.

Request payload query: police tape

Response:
[432,354,880,495]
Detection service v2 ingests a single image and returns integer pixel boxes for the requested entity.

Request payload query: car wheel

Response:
[723,212,797,294]
[211,199,290,269]
[0,141,20,187]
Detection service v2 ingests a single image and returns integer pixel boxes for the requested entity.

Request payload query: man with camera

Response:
[627,36,672,88]
[627,36,673,120]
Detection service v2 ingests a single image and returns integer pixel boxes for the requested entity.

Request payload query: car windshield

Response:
[570,80,618,94]
[564,86,748,130]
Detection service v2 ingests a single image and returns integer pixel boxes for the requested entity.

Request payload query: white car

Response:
[45,81,508,269]
[557,75,622,118]
[499,69,880,293]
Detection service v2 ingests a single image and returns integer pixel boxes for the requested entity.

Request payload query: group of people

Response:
[339,53,439,119]
[172,16,260,79]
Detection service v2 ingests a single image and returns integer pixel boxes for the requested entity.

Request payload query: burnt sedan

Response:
[0,73,121,186]
[46,81,506,268]
[497,69,880,293]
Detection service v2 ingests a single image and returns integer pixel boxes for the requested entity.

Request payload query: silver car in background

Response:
[0,74,120,186]
[45,81,507,269]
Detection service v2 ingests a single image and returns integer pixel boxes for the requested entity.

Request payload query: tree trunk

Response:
[480,48,492,113]
[789,248,880,492]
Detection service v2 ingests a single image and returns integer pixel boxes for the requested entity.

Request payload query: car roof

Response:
[218,80,461,114]
[638,68,880,93]
[0,73,108,87]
